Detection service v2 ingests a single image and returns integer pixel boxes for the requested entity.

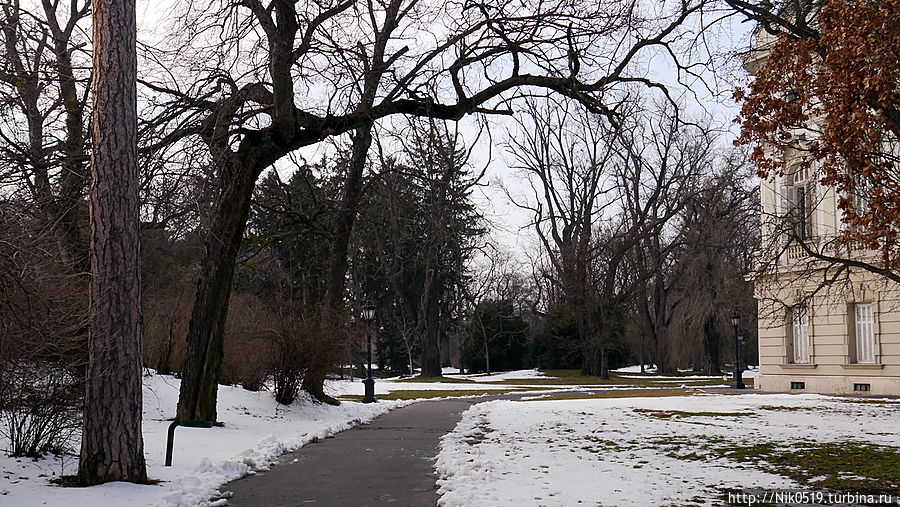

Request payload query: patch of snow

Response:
[324,379,517,395]
[613,364,657,373]
[435,393,899,506]
[450,369,549,383]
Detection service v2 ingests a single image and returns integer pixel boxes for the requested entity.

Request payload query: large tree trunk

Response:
[580,344,602,376]
[176,157,258,421]
[78,0,147,485]
[420,266,442,377]
[299,126,374,405]
[324,126,372,310]
[702,316,722,375]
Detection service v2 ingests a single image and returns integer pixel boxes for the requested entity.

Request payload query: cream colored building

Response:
[748,44,900,397]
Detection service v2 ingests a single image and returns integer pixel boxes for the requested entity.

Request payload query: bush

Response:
[221,294,273,391]
[528,306,581,370]
[0,362,82,457]
[216,296,355,405]
[143,293,191,375]
[0,202,87,458]
[266,306,354,405]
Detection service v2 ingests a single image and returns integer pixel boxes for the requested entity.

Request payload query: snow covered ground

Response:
[326,378,518,394]
[0,372,411,507]
[445,369,551,383]
[435,393,900,507]
[0,369,568,507]
[0,367,757,506]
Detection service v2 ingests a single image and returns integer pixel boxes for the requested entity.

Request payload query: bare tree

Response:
[659,156,759,374]
[0,0,91,272]
[509,97,712,376]
[136,0,707,419]
[77,0,147,485]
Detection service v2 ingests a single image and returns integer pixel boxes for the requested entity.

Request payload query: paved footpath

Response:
[223,386,727,506]
[223,396,493,506]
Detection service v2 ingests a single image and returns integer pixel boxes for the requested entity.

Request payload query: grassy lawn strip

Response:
[633,408,754,418]
[521,389,696,401]
[396,376,477,383]
[717,441,900,492]
[340,388,535,401]
[491,370,741,387]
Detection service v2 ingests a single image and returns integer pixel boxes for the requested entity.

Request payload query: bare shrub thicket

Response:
[264,305,355,406]
[143,293,191,376]
[0,203,87,457]
[221,294,274,392]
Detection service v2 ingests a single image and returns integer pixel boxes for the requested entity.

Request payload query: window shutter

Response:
[791,306,810,364]
[805,182,816,239]
[780,185,795,244]
[854,303,875,364]
[846,304,857,364]
[795,186,806,240]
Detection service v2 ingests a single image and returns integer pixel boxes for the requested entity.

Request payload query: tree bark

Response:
[176,157,259,421]
[297,126,374,405]
[702,316,722,375]
[324,128,373,309]
[78,0,147,485]
[420,265,442,377]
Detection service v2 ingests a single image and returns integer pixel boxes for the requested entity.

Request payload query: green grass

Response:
[633,408,754,418]
[716,441,900,492]
[520,389,696,401]
[340,388,527,401]
[489,369,736,388]
[395,376,476,383]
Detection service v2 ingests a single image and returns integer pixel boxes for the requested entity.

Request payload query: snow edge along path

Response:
[434,400,505,507]
[0,373,414,507]
[163,398,413,507]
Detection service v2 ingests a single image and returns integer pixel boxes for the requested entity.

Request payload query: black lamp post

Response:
[730,310,745,389]
[362,300,377,403]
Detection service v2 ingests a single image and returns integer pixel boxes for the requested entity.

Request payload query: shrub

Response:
[0,203,87,457]
[143,293,191,375]
[0,362,82,457]
[221,294,274,391]
[265,305,354,405]
[462,299,529,373]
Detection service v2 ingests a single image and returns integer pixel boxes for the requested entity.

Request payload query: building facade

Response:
[747,39,900,397]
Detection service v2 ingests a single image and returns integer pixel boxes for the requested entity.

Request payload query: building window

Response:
[852,303,876,364]
[779,169,816,244]
[789,305,810,364]
[853,383,871,392]
[791,381,805,390]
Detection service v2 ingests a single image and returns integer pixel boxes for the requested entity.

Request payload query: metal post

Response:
[732,322,745,389]
[363,330,376,403]
[165,419,214,466]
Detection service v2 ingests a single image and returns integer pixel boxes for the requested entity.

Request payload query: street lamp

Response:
[730,310,745,389]
[361,300,378,403]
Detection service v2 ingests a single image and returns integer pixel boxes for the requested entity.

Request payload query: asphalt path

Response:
[222,386,743,506]
[223,396,497,506]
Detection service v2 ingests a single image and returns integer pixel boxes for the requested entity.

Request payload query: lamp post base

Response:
[362,377,377,403]
[731,373,745,389]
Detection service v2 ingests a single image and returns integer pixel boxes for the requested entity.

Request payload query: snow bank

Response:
[0,372,409,507]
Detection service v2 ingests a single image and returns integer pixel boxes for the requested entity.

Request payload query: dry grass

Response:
[396,376,477,384]
[340,388,535,401]
[520,389,698,401]
[491,370,741,388]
